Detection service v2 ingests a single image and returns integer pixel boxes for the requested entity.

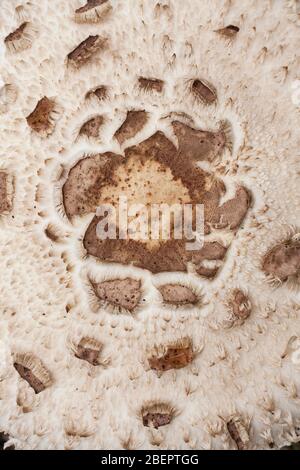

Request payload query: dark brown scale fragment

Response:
[67,35,107,68]
[114,110,149,145]
[159,284,197,306]
[79,115,104,138]
[191,79,217,105]
[191,242,227,279]
[216,25,240,38]
[92,278,142,312]
[138,77,164,93]
[142,413,172,429]
[13,363,46,394]
[262,237,300,282]
[26,97,56,135]
[44,225,59,242]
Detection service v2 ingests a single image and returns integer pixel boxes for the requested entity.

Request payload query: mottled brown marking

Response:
[4,22,27,44]
[142,413,172,429]
[114,110,149,145]
[191,79,217,105]
[26,97,56,135]
[0,172,12,214]
[92,278,142,312]
[67,35,107,68]
[217,25,240,38]
[262,238,300,282]
[227,289,251,320]
[63,131,249,277]
[159,284,197,305]
[79,115,104,138]
[138,77,164,93]
[149,342,194,372]
[13,363,46,394]
[85,85,108,101]
[172,120,227,162]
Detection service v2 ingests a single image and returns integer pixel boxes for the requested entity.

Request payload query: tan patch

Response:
[262,237,300,282]
[92,278,142,313]
[67,35,107,68]
[78,115,104,138]
[114,110,149,145]
[191,79,217,105]
[158,284,197,306]
[26,97,57,136]
[138,77,164,93]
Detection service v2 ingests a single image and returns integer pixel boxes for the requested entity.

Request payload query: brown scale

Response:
[85,86,108,101]
[13,363,46,394]
[76,0,109,14]
[0,172,12,214]
[75,339,102,366]
[138,77,164,93]
[262,238,300,282]
[4,22,28,44]
[149,344,194,372]
[172,120,227,163]
[227,289,251,320]
[92,278,142,312]
[216,25,240,38]
[227,419,249,450]
[158,284,197,306]
[67,35,107,68]
[142,413,172,429]
[114,110,149,145]
[26,97,56,135]
[191,79,217,105]
[79,115,104,138]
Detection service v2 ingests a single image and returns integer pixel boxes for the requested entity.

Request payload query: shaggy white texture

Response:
[0,0,299,450]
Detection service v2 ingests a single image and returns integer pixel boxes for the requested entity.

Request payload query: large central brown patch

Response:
[63,121,251,277]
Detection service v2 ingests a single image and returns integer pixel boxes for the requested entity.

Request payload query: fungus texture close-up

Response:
[0,0,300,453]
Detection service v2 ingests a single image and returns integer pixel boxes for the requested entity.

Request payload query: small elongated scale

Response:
[191,79,217,105]
[114,110,149,145]
[67,35,107,68]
